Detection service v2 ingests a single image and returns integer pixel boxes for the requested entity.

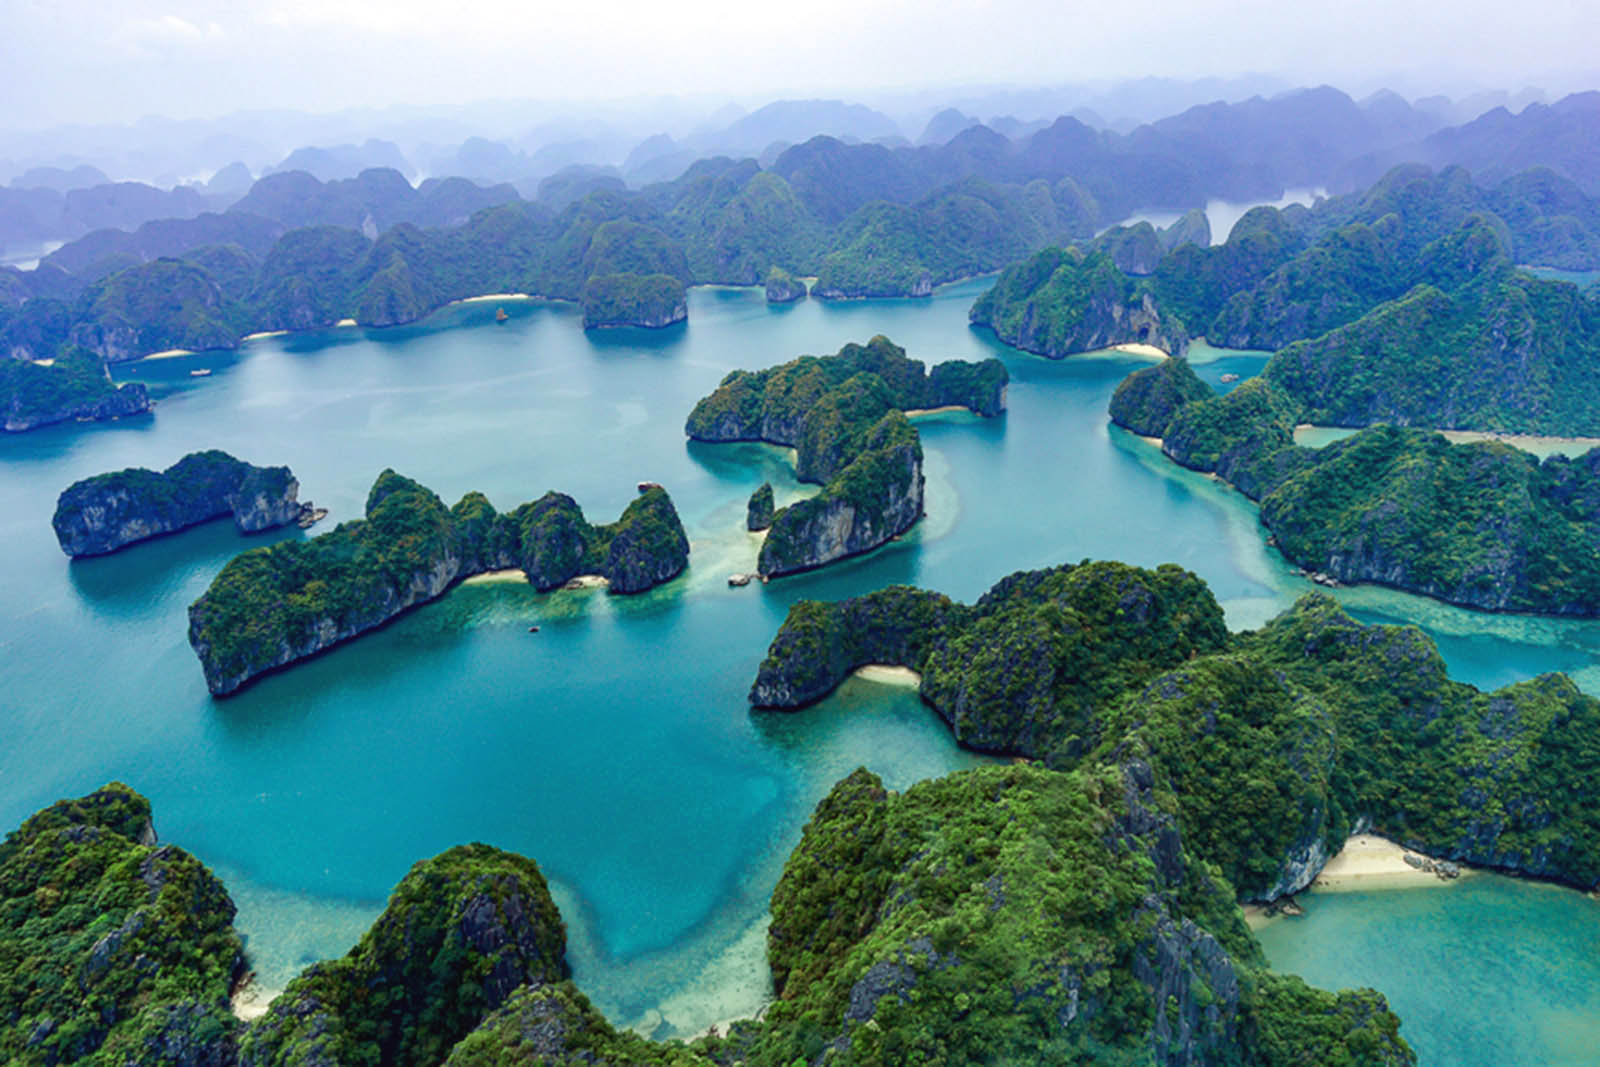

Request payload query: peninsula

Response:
[52,449,314,557]
[1111,358,1600,614]
[187,473,689,695]
[685,336,1006,576]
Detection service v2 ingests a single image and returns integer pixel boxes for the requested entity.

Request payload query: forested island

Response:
[188,474,689,695]
[0,347,149,432]
[1111,357,1600,614]
[1,764,1415,1066]
[972,166,1600,426]
[685,336,1007,575]
[52,449,314,557]
[752,562,1600,900]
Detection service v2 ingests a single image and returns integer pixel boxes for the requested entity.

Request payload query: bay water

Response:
[0,280,1596,1055]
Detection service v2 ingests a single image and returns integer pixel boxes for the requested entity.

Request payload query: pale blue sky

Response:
[3,0,1594,127]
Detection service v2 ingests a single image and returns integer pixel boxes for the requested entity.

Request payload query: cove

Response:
[2,280,1599,1042]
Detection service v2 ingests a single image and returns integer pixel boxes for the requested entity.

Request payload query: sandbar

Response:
[853,664,922,687]
[1110,343,1171,360]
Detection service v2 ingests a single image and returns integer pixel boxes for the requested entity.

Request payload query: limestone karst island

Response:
[4,6,1600,1065]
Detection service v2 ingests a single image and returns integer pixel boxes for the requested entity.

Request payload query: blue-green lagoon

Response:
[2,280,1598,1053]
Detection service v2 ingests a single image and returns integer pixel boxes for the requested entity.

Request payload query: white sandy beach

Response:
[242,330,289,342]
[905,404,970,418]
[139,348,196,361]
[461,568,529,585]
[1295,423,1600,458]
[852,664,922,687]
[336,317,357,327]
[1308,833,1476,892]
[450,292,533,305]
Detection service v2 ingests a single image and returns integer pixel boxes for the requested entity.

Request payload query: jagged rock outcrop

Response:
[188,475,689,695]
[1160,208,1212,251]
[746,482,775,531]
[970,246,1190,358]
[53,450,311,557]
[1094,221,1165,275]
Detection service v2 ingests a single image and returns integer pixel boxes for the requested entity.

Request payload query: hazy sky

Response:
[4,0,1595,128]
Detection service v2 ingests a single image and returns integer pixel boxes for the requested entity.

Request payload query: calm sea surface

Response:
[2,280,1597,1055]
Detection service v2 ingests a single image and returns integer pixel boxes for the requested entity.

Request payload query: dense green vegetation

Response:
[753,564,1600,901]
[686,337,1006,575]
[1112,359,1600,614]
[746,481,774,531]
[2,767,1415,1065]
[240,844,569,1067]
[761,265,805,303]
[748,761,1412,1065]
[188,475,689,694]
[970,245,1190,357]
[53,449,304,557]
[0,346,149,432]
[974,167,1600,423]
[0,783,243,1066]
[579,271,687,328]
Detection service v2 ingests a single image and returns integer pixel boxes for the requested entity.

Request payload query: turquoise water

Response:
[1255,878,1600,1065]
[2,281,1598,1047]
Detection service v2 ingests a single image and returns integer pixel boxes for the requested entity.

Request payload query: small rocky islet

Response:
[52,449,317,557]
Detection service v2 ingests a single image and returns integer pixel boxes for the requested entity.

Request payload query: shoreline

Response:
[905,404,972,418]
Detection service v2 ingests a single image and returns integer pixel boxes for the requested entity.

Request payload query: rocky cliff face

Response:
[757,426,923,577]
[53,450,310,557]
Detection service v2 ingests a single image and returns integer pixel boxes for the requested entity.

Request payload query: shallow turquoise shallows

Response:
[3,281,1599,1052]
[1254,878,1600,1065]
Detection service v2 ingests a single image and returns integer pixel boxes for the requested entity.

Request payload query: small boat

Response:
[527,625,540,633]
[495,307,509,323]
[728,573,751,587]
[1219,372,1240,383]
[189,368,212,377]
